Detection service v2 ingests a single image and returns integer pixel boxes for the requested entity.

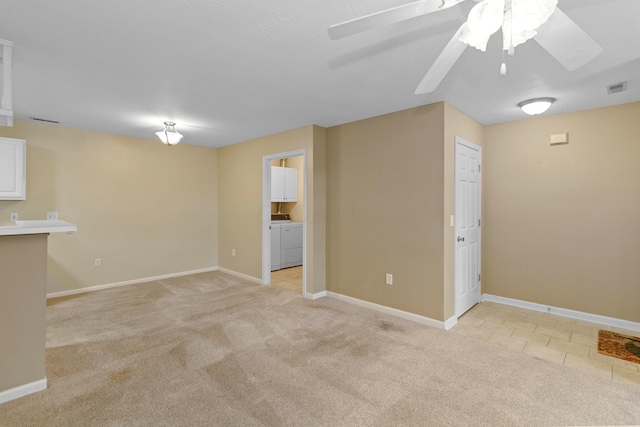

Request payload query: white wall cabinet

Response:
[0,137,26,200]
[271,166,297,202]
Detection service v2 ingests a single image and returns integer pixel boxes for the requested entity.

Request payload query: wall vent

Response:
[607,81,627,95]
[30,117,60,124]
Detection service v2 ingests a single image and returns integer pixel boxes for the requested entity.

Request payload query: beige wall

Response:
[326,103,446,320]
[0,234,47,394]
[0,120,218,294]
[1,99,635,333]
[310,125,327,295]
[217,125,326,294]
[443,103,485,319]
[483,102,640,323]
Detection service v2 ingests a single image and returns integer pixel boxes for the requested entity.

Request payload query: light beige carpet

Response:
[1,271,639,426]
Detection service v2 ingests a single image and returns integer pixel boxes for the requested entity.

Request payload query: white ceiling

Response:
[1,0,639,148]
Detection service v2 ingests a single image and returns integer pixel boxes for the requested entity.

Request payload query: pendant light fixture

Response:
[518,97,555,115]
[155,121,183,146]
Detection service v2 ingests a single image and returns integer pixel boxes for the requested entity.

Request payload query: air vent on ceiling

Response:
[30,117,60,124]
[607,81,627,95]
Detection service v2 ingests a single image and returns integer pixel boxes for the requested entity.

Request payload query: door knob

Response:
[457,236,465,242]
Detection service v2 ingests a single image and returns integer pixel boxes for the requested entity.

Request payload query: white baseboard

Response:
[47,267,219,299]
[0,378,47,404]
[444,316,458,331]
[482,294,640,333]
[326,291,449,330]
[305,290,327,300]
[216,267,262,284]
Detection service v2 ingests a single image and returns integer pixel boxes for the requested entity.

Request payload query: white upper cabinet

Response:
[271,166,285,201]
[283,167,298,202]
[0,137,26,200]
[271,166,298,202]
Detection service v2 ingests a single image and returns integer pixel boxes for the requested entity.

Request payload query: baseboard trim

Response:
[326,291,447,330]
[305,291,327,300]
[482,294,640,333]
[0,378,47,404]
[216,267,262,284]
[443,316,458,331]
[47,267,219,299]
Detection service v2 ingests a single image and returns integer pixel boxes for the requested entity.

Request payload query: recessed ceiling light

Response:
[518,98,556,115]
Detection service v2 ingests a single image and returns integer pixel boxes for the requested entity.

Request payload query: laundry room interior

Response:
[270,155,304,292]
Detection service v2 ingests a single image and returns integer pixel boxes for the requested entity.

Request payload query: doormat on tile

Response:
[598,330,640,364]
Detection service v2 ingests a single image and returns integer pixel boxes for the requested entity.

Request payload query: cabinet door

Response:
[271,166,284,202]
[0,137,26,200]
[283,167,298,202]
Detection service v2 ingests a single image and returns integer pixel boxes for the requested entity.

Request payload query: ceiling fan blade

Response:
[328,0,468,40]
[415,23,468,94]
[534,7,603,71]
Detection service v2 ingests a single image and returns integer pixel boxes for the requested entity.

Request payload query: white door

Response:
[455,137,481,317]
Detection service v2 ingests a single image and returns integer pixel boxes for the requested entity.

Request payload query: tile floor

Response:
[271,266,302,292]
[452,301,640,385]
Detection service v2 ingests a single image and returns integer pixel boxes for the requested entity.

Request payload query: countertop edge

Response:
[0,221,78,236]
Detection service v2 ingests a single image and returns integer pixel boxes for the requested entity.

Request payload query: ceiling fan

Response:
[329,0,603,94]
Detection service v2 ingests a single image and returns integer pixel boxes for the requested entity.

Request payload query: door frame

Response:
[261,149,307,297]
[454,137,482,317]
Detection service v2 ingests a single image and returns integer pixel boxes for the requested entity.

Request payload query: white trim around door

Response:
[262,150,307,297]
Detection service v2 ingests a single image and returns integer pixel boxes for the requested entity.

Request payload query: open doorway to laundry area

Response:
[261,149,307,296]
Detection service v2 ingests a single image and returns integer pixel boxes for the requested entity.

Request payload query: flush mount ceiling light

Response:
[155,121,183,146]
[518,97,555,115]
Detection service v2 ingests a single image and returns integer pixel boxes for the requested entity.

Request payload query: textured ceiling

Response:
[1,0,639,148]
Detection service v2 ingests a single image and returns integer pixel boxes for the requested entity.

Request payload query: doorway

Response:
[262,150,307,296]
[454,137,482,317]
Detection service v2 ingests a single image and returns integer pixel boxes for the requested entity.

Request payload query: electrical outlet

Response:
[94,258,101,267]
[10,213,18,222]
[232,249,236,256]
[47,211,59,220]
[385,273,393,285]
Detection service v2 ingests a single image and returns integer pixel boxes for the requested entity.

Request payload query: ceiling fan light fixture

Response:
[461,0,505,51]
[458,0,558,52]
[518,97,555,115]
[459,23,492,51]
[467,0,505,33]
[155,121,183,146]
